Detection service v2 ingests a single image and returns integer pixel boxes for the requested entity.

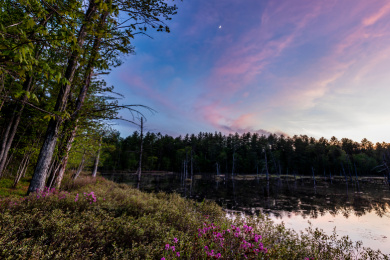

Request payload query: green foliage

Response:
[0,177,224,259]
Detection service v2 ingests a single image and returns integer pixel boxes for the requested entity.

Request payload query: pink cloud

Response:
[192,0,329,132]
[362,1,390,26]
[195,0,390,137]
[230,113,255,130]
[265,0,390,111]
[201,0,327,100]
[201,102,227,128]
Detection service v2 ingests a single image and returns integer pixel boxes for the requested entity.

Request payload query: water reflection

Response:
[103,173,390,219]
[103,173,390,254]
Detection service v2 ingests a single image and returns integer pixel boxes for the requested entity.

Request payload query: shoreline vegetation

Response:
[1,175,389,259]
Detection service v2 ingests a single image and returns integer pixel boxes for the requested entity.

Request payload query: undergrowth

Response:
[0,177,30,197]
[0,176,388,259]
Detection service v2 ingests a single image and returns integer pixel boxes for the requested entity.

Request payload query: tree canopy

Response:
[0,0,180,192]
[102,131,390,178]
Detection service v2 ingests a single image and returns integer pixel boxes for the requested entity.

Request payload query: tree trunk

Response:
[92,136,102,178]
[354,161,359,182]
[185,150,188,180]
[13,151,32,188]
[191,149,193,180]
[27,1,98,194]
[312,166,316,186]
[0,106,24,175]
[49,12,108,187]
[232,151,235,177]
[0,74,5,112]
[72,151,86,180]
[265,151,269,181]
[341,162,347,182]
[136,117,143,183]
[52,125,78,189]
[0,76,33,176]
[0,10,55,174]
[13,132,41,187]
[0,113,13,166]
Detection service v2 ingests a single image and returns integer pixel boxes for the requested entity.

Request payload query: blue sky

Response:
[104,0,390,143]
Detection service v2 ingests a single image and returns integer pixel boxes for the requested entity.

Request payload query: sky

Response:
[104,0,390,143]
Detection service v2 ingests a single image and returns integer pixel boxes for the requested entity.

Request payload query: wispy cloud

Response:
[109,0,390,142]
[362,1,390,26]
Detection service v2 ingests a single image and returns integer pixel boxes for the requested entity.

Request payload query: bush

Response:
[0,177,388,259]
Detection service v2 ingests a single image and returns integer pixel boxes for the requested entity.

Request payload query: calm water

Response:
[104,173,390,255]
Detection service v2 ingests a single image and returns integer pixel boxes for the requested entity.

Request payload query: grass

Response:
[0,175,389,259]
[0,177,30,197]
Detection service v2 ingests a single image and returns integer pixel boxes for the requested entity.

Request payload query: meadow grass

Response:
[0,176,388,259]
[0,177,30,197]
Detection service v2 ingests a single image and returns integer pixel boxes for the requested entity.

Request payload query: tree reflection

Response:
[112,173,390,219]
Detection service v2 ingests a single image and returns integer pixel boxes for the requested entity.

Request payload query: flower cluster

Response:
[34,187,73,201]
[204,246,222,258]
[83,191,97,204]
[1,187,99,210]
[161,237,180,259]
[198,222,268,258]
[36,187,56,199]
[162,220,268,259]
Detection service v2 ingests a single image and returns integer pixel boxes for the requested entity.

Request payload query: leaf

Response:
[32,93,39,103]
[55,72,62,83]
[14,91,24,99]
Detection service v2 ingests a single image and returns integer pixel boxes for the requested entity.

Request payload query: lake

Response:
[103,172,390,255]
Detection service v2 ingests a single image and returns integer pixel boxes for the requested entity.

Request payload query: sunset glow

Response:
[107,0,390,143]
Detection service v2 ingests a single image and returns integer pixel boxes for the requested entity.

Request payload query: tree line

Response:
[102,131,390,178]
[0,0,179,193]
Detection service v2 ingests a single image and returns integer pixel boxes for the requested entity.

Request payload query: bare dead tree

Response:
[136,117,143,184]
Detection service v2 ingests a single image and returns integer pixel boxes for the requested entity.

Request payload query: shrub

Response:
[0,177,388,259]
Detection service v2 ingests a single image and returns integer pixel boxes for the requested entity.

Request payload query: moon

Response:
[218,25,222,29]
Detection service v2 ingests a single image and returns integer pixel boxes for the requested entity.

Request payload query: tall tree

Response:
[27,0,179,193]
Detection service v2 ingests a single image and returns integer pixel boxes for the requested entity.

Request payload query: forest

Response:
[0,0,179,193]
[2,1,390,259]
[102,131,390,178]
[1,1,389,194]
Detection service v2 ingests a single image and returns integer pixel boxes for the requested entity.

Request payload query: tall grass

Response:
[0,176,388,259]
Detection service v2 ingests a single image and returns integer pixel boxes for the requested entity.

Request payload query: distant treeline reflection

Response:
[105,172,390,219]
